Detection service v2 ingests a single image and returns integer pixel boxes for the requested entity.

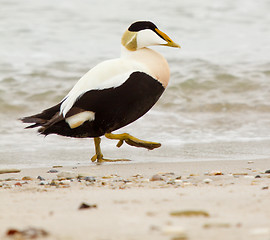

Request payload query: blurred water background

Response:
[1,0,270,168]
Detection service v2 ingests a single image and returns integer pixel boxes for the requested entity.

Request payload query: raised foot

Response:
[91,154,131,163]
[105,133,161,150]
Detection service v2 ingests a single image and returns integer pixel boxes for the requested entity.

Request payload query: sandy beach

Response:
[1,0,270,239]
[0,159,269,240]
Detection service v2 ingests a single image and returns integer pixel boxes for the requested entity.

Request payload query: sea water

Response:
[1,0,270,168]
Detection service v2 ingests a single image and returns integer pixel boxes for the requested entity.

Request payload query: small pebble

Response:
[22,176,33,181]
[262,186,269,190]
[265,170,270,174]
[47,169,58,173]
[78,202,97,210]
[133,174,143,178]
[60,180,71,185]
[189,173,199,177]
[255,175,261,178]
[203,178,213,184]
[84,176,96,182]
[150,174,163,181]
[39,181,48,185]
[247,161,254,164]
[50,180,58,186]
[37,176,45,181]
[209,170,223,176]
[14,182,22,187]
[102,175,116,179]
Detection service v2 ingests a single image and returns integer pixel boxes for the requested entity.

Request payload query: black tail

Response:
[20,102,101,138]
[20,103,63,131]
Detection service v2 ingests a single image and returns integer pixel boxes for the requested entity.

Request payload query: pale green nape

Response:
[121,30,137,51]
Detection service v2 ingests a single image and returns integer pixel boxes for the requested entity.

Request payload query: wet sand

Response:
[0,159,270,240]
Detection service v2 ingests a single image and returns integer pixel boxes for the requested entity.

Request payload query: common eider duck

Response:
[21,21,180,162]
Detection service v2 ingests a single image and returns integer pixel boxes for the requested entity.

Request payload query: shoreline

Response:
[2,137,270,170]
[1,158,269,175]
[1,159,270,240]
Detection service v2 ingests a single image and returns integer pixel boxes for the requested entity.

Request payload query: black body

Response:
[21,72,165,138]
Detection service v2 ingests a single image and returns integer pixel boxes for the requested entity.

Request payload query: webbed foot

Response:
[105,133,161,150]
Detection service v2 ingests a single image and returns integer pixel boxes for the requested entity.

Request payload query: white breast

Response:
[121,47,170,87]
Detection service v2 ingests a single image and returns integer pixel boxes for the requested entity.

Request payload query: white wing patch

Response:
[66,111,95,129]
